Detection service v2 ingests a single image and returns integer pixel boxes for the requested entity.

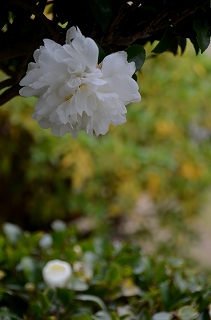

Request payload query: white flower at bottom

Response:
[19,26,141,138]
[42,259,72,288]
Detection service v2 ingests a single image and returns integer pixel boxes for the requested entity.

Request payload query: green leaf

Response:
[30,302,43,318]
[132,73,137,81]
[174,272,188,292]
[139,310,151,320]
[0,307,19,320]
[67,276,89,291]
[152,27,172,54]
[153,261,167,284]
[20,256,38,282]
[57,288,74,305]
[159,282,172,309]
[111,311,120,320]
[177,36,187,55]
[178,306,199,320]
[92,311,111,320]
[191,38,200,54]
[37,291,50,313]
[0,19,6,30]
[72,315,93,320]
[152,312,172,320]
[106,264,121,286]
[97,43,106,63]
[89,0,112,31]
[125,45,146,71]
[193,20,210,53]
[94,238,113,258]
[196,311,210,320]
[76,294,107,311]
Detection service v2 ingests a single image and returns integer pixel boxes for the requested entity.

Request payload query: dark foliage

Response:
[0,0,210,105]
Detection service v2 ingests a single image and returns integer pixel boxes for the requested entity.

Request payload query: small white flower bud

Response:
[42,259,72,288]
[39,234,53,248]
[3,223,22,244]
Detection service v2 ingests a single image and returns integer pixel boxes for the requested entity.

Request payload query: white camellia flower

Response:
[42,259,72,288]
[19,26,141,138]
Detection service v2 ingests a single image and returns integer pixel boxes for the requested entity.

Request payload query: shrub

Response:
[0,222,211,319]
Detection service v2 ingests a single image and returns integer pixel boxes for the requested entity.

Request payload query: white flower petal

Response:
[19,86,40,98]
[83,38,99,69]
[105,74,141,104]
[66,26,82,43]
[101,51,135,78]
[19,68,42,87]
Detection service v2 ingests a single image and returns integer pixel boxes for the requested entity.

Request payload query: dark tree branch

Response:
[100,1,207,46]
[0,40,43,61]
[0,0,209,106]
[0,83,20,106]
[0,55,30,104]
[0,63,14,77]
[7,0,60,42]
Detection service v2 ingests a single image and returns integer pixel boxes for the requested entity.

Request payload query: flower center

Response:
[49,264,66,272]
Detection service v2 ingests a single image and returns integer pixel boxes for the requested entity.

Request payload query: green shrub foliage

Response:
[1,44,211,255]
[0,222,211,319]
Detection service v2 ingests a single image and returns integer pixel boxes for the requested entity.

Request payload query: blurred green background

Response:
[1,41,211,264]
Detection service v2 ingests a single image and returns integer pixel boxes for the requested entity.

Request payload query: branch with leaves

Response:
[0,0,210,106]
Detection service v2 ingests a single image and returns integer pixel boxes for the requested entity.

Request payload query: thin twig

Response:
[0,83,20,106]
[7,0,60,42]
[0,55,30,102]
[0,63,14,77]
[107,0,127,34]
[0,40,43,61]
[101,1,206,46]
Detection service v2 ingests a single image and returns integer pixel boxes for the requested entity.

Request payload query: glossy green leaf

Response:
[97,43,106,63]
[132,73,137,81]
[159,282,172,309]
[152,312,172,320]
[139,310,151,320]
[174,273,188,292]
[56,288,74,305]
[37,291,50,313]
[20,256,38,282]
[193,20,210,53]
[76,294,107,311]
[178,306,199,320]
[67,276,89,291]
[111,311,120,320]
[0,307,19,320]
[106,264,121,286]
[196,311,210,320]
[0,19,6,30]
[177,36,187,55]
[94,238,113,258]
[72,315,93,320]
[152,27,172,54]
[92,311,112,320]
[89,0,112,31]
[153,261,167,284]
[125,45,146,71]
